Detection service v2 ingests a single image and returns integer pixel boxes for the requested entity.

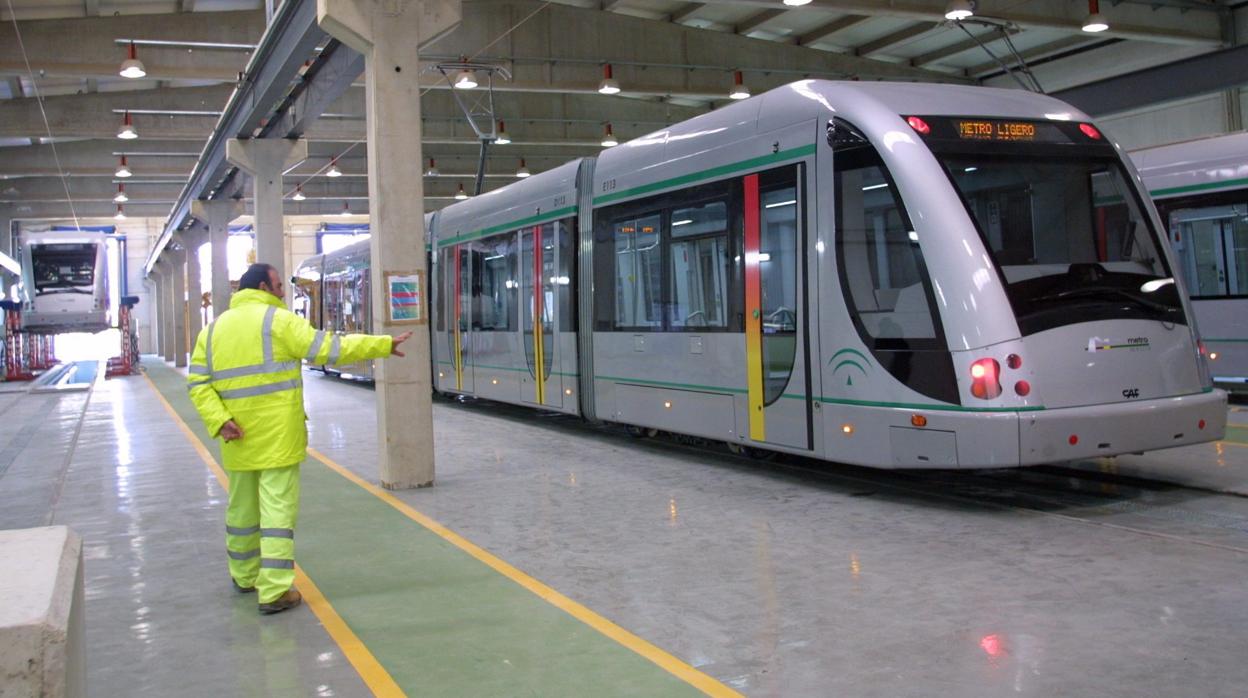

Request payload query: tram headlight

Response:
[969,358,1002,400]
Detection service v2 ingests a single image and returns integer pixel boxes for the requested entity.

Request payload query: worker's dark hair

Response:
[238,263,277,291]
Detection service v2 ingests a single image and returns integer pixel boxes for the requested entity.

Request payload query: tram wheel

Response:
[625,425,658,438]
[728,443,776,461]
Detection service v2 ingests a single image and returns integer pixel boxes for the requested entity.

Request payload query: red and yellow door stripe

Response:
[452,244,464,391]
[532,225,546,404]
[744,174,765,441]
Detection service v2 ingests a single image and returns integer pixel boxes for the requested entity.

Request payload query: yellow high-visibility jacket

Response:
[187,288,393,471]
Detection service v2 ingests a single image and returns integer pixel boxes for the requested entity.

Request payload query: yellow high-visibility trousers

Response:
[225,463,301,603]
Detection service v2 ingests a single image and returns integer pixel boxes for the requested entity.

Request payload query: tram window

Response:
[670,201,729,329]
[612,213,663,329]
[760,184,799,404]
[1163,200,1248,298]
[436,248,449,331]
[835,150,938,342]
[472,235,516,331]
[557,219,575,332]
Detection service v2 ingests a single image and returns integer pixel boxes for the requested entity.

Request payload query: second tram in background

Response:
[19,230,111,333]
[296,80,1227,469]
[1132,131,1248,395]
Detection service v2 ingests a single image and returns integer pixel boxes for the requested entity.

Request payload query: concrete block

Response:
[0,526,84,698]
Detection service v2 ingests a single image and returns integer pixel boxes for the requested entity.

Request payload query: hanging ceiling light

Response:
[119,41,146,79]
[114,204,127,220]
[115,155,132,178]
[425,158,439,177]
[453,63,478,90]
[516,158,531,178]
[782,0,811,6]
[340,201,352,217]
[117,111,138,139]
[598,64,620,95]
[495,121,510,145]
[729,71,751,100]
[1082,0,1109,32]
[601,123,618,148]
[326,159,342,177]
[454,183,468,200]
[944,0,974,21]
[113,184,128,203]
[291,185,306,201]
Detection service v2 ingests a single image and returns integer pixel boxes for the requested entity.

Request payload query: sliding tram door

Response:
[521,223,562,408]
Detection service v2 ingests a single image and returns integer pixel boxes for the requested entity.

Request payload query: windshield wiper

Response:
[1030,285,1176,313]
[38,288,93,295]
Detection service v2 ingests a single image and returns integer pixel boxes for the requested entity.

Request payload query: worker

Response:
[187,262,412,614]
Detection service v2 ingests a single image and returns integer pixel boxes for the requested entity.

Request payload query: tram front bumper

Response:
[1017,389,1228,466]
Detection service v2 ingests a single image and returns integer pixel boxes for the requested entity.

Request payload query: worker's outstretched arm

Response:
[277,310,397,366]
[187,325,233,438]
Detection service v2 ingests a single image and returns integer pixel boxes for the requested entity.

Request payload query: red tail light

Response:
[1079,123,1102,140]
[969,358,1001,399]
[906,116,931,135]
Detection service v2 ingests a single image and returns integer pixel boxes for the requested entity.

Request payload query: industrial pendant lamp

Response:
[453,65,478,90]
[114,204,127,220]
[114,184,128,203]
[729,71,750,100]
[944,0,974,21]
[291,185,306,201]
[425,158,440,177]
[326,158,342,177]
[1082,0,1109,32]
[115,155,132,178]
[340,201,351,217]
[782,0,811,6]
[598,64,620,95]
[454,183,468,200]
[117,111,138,139]
[601,123,618,147]
[494,121,511,145]
[119,41,146,79]
[516,158,531,178]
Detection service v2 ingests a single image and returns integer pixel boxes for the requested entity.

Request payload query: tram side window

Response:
[834,121,938,343]
[759,176,799,405]
[669,201,729,329]
[472,235,517,331]
[1164,200,1248,298]
[436,248,448,332]
[557,219,575,332]
[613,214,663,329]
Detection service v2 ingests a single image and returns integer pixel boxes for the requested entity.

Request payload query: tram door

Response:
[743,166,811,450]
[1172,206,1248,296]
[449,244,475,393]
[521,224,562,407]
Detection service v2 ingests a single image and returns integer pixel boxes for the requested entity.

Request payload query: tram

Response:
[19,230,111,333]
[301,80,1227,468]
[1131,131,1248,394]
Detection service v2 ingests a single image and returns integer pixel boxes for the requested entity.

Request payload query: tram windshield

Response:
[937,153,1184,335]
[32,244,97,294]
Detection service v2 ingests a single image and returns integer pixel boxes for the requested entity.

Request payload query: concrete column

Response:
[151,267,169,360]
[193,200,241,320]
[167,247,188,368]
[181,228,207,344]
[225,139,307,293]
[320,0,460,489]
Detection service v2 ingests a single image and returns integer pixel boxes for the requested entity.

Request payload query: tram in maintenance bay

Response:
[19,229,111,333]
[294,80,1226,468]
[1131,131,1248,394]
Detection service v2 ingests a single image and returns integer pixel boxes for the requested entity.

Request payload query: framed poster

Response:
[385,270,425,325]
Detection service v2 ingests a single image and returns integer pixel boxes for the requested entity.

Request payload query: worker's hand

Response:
[219,420,244,442]
[391,331,414,357]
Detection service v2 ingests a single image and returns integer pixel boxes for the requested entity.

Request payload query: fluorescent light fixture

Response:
[765,199,796,209]
[119,41,146,79]
[862,182,889,191]
[1140,278,1174,293]
[598,64,620,95]
[964,166,978,173]
[944,0,974,21]
[672,219,693,226]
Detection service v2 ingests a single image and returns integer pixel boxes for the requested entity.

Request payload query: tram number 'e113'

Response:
[956,120,1038,142]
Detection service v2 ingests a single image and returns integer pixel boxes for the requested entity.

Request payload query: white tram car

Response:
[19,230,111,333]
[1131,132,1248,394]
[302,80,1226,468]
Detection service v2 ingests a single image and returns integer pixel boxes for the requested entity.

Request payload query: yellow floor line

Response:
[142,372,405,698]
[307,447,744,698]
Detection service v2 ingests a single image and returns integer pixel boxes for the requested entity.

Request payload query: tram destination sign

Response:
[916,116,1080,145]
[956,120,1037,142]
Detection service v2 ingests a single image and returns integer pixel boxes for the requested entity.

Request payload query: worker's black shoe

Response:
[259,589,302,615]
[231,577,256,594]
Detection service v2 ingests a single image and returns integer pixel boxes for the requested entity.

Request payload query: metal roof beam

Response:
[1052,43,1248,116]
[910,26,1018,67]
[796,14,871,46]
[735,9,787,35]
[854,22,940,57]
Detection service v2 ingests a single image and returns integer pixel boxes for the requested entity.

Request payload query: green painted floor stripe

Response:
[145,361,704,697]
[1226,424,1248,445]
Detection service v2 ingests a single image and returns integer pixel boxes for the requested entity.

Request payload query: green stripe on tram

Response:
[594,143,817,206]
[1149,176,1248,198]
[436,206,577,248]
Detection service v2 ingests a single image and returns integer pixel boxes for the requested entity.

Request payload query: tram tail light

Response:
[906,116,931,135]
[1078,123,1102,140]
[969,358,1002,399]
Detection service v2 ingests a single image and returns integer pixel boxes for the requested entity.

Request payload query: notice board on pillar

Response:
[384,270,425,325]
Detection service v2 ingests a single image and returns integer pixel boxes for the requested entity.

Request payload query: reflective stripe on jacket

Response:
[187,288,393,471]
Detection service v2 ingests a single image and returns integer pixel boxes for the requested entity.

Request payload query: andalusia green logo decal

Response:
[829,348,870,386]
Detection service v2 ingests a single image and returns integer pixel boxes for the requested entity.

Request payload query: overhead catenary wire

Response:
[5,0,80,229]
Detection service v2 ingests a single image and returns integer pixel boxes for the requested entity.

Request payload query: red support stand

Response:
[1,301,33,382]
[107,297,140,378]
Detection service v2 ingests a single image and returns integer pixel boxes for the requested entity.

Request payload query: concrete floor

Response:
[1,358,1247,696]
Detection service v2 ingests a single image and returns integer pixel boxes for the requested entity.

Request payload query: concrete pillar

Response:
[193,200,241,320]
[151,267,169,360]
[320,0,460,489]
[225,139,307,293]
[167,247,188,368]
[181,228,207,344]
